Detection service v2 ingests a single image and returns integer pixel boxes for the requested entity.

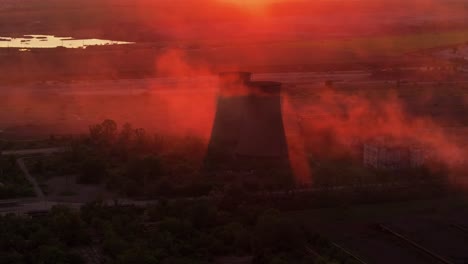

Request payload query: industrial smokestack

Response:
[205,72,290,173]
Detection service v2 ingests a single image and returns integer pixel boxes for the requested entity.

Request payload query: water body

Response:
[0,35,133,49]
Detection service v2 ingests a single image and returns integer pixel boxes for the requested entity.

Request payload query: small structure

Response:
[363,137,431,170]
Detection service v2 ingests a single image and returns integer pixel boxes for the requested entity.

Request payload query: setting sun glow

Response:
[218,0,279,11]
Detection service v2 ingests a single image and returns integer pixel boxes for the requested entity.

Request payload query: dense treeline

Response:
[25,118,452,202]
[32,119,209,198]
[0,207,88,264]
[0,190,458,263]
[28,119,296,199]
[0,201,333,264]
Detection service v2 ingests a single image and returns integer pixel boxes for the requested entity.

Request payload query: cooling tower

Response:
[205,72,290,172]
[234,81,288,158]
[207,72,252,152]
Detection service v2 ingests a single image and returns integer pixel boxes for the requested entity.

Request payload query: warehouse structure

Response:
[363,137,432,170]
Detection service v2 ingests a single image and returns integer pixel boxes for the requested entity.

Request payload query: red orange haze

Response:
[1,0,467,185]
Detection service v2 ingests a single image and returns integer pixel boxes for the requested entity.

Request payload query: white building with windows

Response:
[363,138,432,170]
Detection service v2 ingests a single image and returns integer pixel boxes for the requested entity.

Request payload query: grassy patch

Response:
[286,30,468,55]
[0,156,35,199]
[288,196,468,224]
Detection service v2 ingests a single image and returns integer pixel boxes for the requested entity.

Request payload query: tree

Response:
[0,251,23,264]
[134,128,148,151]
[89,119,117,146]
[89,124,103,144]
[215,222,251,252]
[79,157,107,184]
[142,155,164,178]
[102,232,129,257]
[117,248,159,264]
[158,218,194,239]
[254,210,305,253]
[49,206,90,246]
[37,245,69,264]
[186,201,217,229]
[118,123,134,153]
[101,119,118,143]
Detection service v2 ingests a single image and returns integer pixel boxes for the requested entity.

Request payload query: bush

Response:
[79,157,107,184]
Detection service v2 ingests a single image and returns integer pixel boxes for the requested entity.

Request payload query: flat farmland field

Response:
[290,197,468,264]
[1,29,468,85]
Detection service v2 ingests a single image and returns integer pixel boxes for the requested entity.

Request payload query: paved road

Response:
[0,180,444,215]
[1,147,66,156]
[16,157,45,200]
[1,148,65,205]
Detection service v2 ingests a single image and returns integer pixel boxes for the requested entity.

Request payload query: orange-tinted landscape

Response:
[0,1,468,263]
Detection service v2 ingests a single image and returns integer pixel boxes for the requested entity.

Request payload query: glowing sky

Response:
[217,0,281,11]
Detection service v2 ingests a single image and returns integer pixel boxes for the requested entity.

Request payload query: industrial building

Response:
[363,137,431,170]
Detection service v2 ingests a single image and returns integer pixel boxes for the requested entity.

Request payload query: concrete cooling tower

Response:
[204,72,290,173]
[234,81,288,158]
[207,72,252,152]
